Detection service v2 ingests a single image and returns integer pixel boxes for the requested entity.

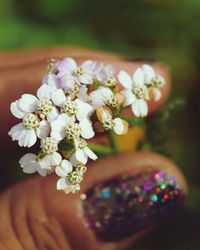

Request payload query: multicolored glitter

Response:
[83,169,185,241]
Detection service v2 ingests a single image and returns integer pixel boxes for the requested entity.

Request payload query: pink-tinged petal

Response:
[120,89,136,106]
[79,119,95,139]
[81,60,96,70]
[42,74,60,88]
[77,86,90,102]
[59,74,76,91]
[118,71,133,89]
[78,72,93,84]
[19,94,38,113]
[57,57,77,72]
[37,120,50,139]
[10,101,25,119]
[142,64,155,83]
[133,68,145,86]
[51,89,66,106]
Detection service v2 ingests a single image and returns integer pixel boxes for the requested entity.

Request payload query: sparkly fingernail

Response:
[83,169,185,241]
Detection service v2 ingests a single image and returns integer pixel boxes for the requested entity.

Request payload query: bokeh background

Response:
[0,0,200,249]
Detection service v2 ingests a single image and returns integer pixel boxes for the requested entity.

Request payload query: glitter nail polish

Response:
[83,169,185,241]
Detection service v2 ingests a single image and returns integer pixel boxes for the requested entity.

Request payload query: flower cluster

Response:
[9,57,165,193]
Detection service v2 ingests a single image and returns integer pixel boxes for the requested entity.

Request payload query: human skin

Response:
[0,47,187,250]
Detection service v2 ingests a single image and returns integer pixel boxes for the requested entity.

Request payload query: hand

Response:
[0,47,187,250]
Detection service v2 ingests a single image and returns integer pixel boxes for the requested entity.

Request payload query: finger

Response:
[0,47,170,143]
[0,151,187,250]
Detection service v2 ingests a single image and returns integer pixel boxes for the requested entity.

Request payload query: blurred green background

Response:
[0,0,200,249]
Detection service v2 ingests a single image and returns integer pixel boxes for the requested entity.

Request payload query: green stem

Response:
[108,131,120,153]
[88,143,114,156]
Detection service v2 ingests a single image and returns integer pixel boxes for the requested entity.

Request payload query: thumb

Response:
[0,152,187,250]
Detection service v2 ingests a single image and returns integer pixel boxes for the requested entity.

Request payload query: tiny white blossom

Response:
[55,160,79,193]
[99,108,128,135]
[95,63,115,83]
[142,64,165,101]
[52,88,94,120]
[8,84,58,147]
[89,87,113,109]
[19,152,62,177]
[73,138,97,164]
[118,69,149,117]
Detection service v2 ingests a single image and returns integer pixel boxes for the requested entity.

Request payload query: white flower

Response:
[51,88,94,120]
[141,64,165,101]
[8,118,50,148]
[56,57,96,91]
[8,84,59,147]
[97,107,128,135]
[19,152,62,176]
[89,87,113,109]
[51,113,94,141]
[73,138,97,164]
[118,69,149,117]
[55,160,76,192]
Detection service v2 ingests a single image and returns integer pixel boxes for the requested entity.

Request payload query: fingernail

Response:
[82,169,185,241]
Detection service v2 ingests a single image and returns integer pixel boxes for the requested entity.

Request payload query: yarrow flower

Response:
[8,57,165,194]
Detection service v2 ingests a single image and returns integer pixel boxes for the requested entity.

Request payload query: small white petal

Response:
[57,177,68,190]
[8,123,24,137]
[120,89,136,106]
[75,148,88,164]
[55,160,72,177]
[152,88,162,101]
[37,84,55,100]
[118,71,133,89]
[10,101,25,119]
[18,94,38,113]
[69,154,79,167]
[84,147,98,161]
[133,68,145,86]
[51,89,66,107]
[131,99,148,117]
[142,64,155,83]
[113,118,125,135]
[79,119,94,139]
[37,120,50,139]
[76,99,93,121]
[36,164,49,177]
[47,107,59,123]
[51,114,74,141]
[23,129,37,147]
[48,152,62,167]
[19,153,36,166]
